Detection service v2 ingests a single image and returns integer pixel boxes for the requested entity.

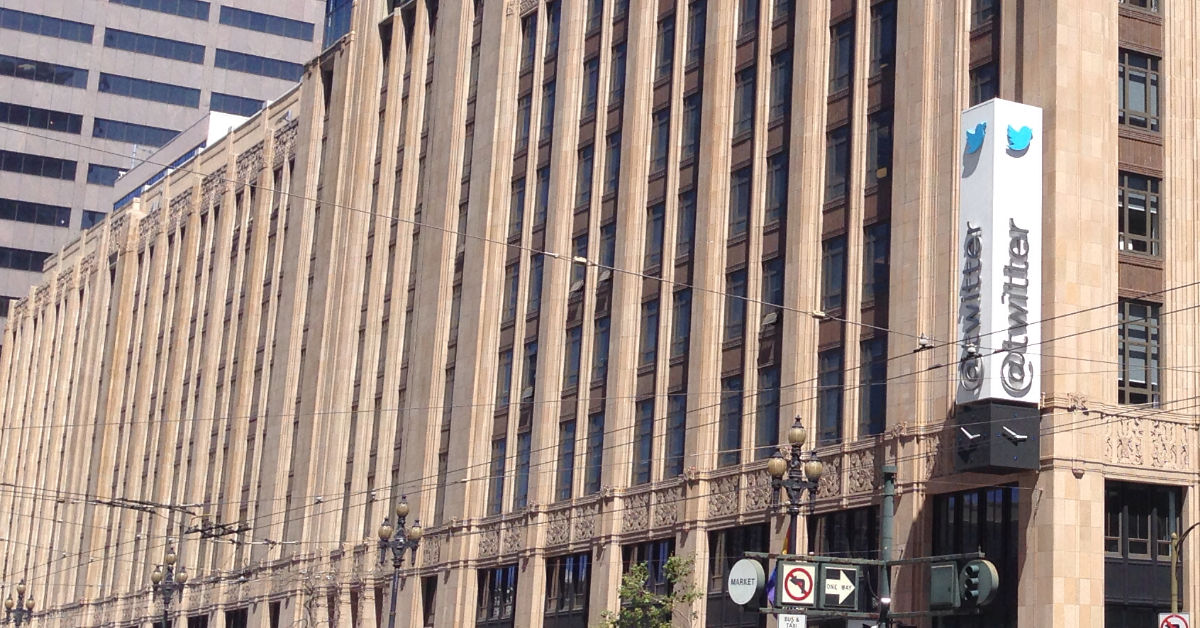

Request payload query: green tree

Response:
[601,555,702,628]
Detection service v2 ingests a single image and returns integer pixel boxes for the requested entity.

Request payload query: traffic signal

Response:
[959,559,999,607]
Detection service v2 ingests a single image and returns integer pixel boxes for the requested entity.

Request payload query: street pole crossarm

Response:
[743,550,984,566]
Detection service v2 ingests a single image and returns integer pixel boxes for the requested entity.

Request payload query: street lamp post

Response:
[378,497,423,628]
[766,417,825,555]
[150,547,188,628]
[4,579,34,626]
[1170,522,1200,613]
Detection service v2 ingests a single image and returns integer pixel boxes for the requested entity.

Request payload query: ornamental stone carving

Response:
[479,525,500,558]
[572,502,598,541]
[33,285,49,309]
[816,456,841,499]
[846,449,876,494]
[547,509,570,546]
[274,119,299,166]
[743,469,773,513]
[169,189,194,232]
[652,485,683,528]
[709,474,740,518]
[80,253,98,276]
[1105,417,1144,466]
[236,141,265,185]
[623,491,650,532]
[1149,420,1190,470]
[506,0,539,16]
[501,521,522,554]
[421,534,441,565]
[201,167,227,211]
[138,207,162,245]
[56,268,76,298]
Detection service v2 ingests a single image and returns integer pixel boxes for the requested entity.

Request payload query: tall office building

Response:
[0,0,328,328]
[0,0,1194,626]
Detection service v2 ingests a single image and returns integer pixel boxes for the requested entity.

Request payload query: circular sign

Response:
[783,566,815,604]
[1161,614,1190,628]
[726,559,765,606]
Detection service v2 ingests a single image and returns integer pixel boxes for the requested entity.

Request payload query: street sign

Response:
[1160,613,1191,628]
[822,565,859,609]
[777,562,817,606]
[727,558,765,606]
[778,613,807,628]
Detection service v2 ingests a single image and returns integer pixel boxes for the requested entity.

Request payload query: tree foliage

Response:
[601,555,703,628]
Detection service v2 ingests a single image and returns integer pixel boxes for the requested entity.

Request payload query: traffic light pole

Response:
[879,465,896,627]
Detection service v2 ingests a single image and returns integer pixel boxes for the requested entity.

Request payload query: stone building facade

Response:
[0,0,1197,627]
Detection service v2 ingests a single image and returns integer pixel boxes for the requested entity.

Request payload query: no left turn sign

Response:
[1160,613,1191,628]
[777,562,816,606]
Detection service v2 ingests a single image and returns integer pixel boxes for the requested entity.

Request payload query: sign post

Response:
[1160,613,1191,628]
[776,562,817,607]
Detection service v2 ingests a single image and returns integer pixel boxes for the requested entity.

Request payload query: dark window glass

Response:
[476,564,518,625]
[110,0,210,20]
[614,0,629,19]
[563,326,583,389]
[82,210,106,229]
[534,167,550,227]
[0,296,13,318]
[738,0,759,38]
[582,57,600,118]
[656,16,675,81]
[733,68,756,136]
[519,14,537,73]
[98,73,200,108]
[545,2,561,58]
[571,234,588,289]
[422,577,438,627]
[862,222,890,303]
[555,421,576,501]
[756,366,780,459]
[215,49,304,81]
[817,348,843,445]
[0,102,83,134]
[830,19,854,92]
[515,94,532,152]
[1119,300,1161,405]
[670,289,692,360]
[103,28,205,63]
[969,62,998,106]
[0,198,71,228]
[592,316,611,384]
[623,539,676,597]
[724,269,747,344]
[761,256,784,319]
[604,132,622,197]
[821,235,847,311]
[508,178,525,239]
[324,0,352,44]
[1119,0,1159,12]
[867,109,893,186]
[719,376,743,467]
[773,0,793,22]
[870,0,897,76]
[540,80,556,141]
[576,144,595,207]
[93,118,179,147]
[681,94,702,161]
[632,399,654,484]
[0,150,77,181]
[502,263,520,324]
[584,412,604,494]
[495,349,513,407]
[664,395,687,477]
[0,8,93,43]
[859,336,887,437]
[0,247,52,272]
[610,43,627,105]
[971,0,996,28]
[766,152,788,225]
[0,54,88,88]
[1119,172,1161,256]
[527,254,544,315]
[686,1,707,66]
[640,299,660,368]
[587,0,604,32]
[645,203,666,270]
[599,222,616,268]
[522,341,539,401]
[545,553,590,621]
[932,487,1021,628]
[210,92,263,116]
[1119,50,1161,132]
[651,108,671,173]
[513,430,532,509]
[677,190,697,259]
[825,125,850,201]
[88,164,122,186]
[770,51,792,124]
[707,525,770,624]
[729,167,752,238]
[219,6,314,40]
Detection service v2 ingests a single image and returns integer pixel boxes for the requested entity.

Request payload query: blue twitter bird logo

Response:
[1007,125,1033,151]
[964,122,987,154]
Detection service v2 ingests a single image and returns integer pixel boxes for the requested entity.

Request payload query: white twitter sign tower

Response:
[956,99,1042,406]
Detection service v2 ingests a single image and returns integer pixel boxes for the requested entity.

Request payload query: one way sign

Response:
[822,565,859,610]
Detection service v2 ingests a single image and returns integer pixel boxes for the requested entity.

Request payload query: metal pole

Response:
[1172,532,1179,613]
[387,561,400,628]
[880,465,897,627]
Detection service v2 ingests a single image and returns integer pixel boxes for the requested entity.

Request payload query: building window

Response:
[737,0,759,39]
[1118,172,1160,256]
[592,316,611,384]
[514,428,532,509]
[508,178,525,240]
[476,565,518,627]
[486,439,506,515]
[563,326,583,389]
[859,336,887,436]
[545,553,590,626]
[496,349,513,407]
[0,198,71,228]
[829,19,854,93]
[582,57,600,119]
[214,49,304,81]
[640,299,660,368]
[670,289,692,360]
[664,394,687,477]
[719,375,743,467]
[541,80,556,140]
[93,118,178,147]
[515,94,532,151]
[870,0,897,76]
[733,68,756,136]
[82,210,106,229]
[969,62,998,106]
[584,411,604,494]
[807,508,879,614]
[817,348,843,445]
[545,1,561,58]
[422,577,438,627]
[555,421,576,501]
[686,1,707,67]
[522,341,539,401]
[862,222,890,303]
[1120,50,1160,132]
[821,235,847,312]
[707,525,769,625]
[0,54,88,89]
[755,366,780,459]
[677,190,697,258]
[971,0,996,28]
[87,164,123,186]
[645,203,666,270]
[825,125,850,201]
[604,132,622,197]
[110,0,210,20]
[519,14,537,73]
[571,234,588,289]
[576,144,595,208]
[0,296,12,319]
[933,486,1020,627]
[0,150,77,181]
[219,6,313,40]
[527,254,544,316]
[103,28,205,64]
[623,538,676,596]
[729,166,752,239]
[681,94,702,161]
[502,263,520,324]
[867,109,893,185]
[655,16,675,81]
[0,7,94,43]
[766,152,788,225]
[610,43,627,105]
[774,0,793,23]
[769,52,791,124]
[1105,481,1180,623]
[0,247,52,273]
[98,72,200,108]
[599,221,616,268]
[586,0,603,33]
[1119,0,1159,12]
[632,399,654,485]
[534,167,550,227]
[211,92,263,116]
[650,108,671,173]
[1118,300,1160,405]
[761,257,784,320]
[724,268,748,344]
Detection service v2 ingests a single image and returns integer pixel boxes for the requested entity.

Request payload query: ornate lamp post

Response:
[4,579,34,626]
[378,497,423,628]
[766,417,824,552]
[150,547,188,628]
